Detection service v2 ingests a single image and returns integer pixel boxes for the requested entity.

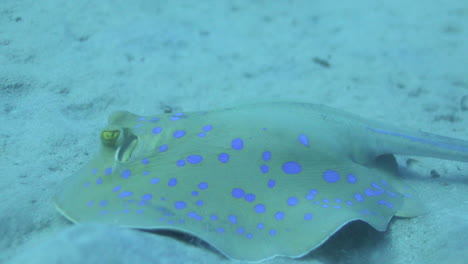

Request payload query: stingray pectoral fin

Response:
[395,196,428,217]
[373,154,428,217]
[54,147,115,223]
[391,182,428,217]
[55,127,126,223]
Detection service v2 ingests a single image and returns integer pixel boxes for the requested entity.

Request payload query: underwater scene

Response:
[1,1,467,264]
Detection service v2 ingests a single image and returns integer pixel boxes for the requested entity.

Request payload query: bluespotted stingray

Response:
[54,102,468,262]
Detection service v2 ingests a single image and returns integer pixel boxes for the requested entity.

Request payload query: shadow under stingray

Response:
[141,219,388,263]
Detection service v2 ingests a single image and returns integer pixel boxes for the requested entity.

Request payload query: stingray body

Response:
[55,102,468,261]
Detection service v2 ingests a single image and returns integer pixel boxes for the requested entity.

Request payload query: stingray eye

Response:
[101,130,120,146]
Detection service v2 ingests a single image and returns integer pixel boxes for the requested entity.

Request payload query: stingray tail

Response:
[366,124,468,163]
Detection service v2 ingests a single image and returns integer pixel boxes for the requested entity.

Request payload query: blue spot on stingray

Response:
[202,124,213,132]
[371,182,382,189]
[210,214,218,221]
[365,188,380,196]
[347,173,357,184]
[228,215,237,224]
[174,201,186,210]
[196,200,204,206]
[142,158,149,165]
[198,182,208,190]
[306,193,315,200]
[298,134,310,146]
[217,227,224,233]
[168,178,177,187]
[346,200,354,206]
[335,198,342,203]
[84,182,90,187]
[150,177,160,184]
[282,161,302,174]
[378,200,394,208]
[323,199,330,203]
[218,153,230,163]
[87,200,94,206]
[142,194,152,200]
[244,193,256,202]
[138,117,146,121]
[194,214,203,221]
[119,191,133,198]
[96,178,103,184]
[231,138,244,150]
[232,188,245,199]
[113,186,121,192]
[105,167,112,175]
[246,233,253,239]
[267,179,276,188]
[176,160,186,167]
[354,193,364,202]
[158,144,168,152]
[260,164,269,173]
[152,127,163,134]
[143,170,149,176]
[188,211,203,221]
[255,204,266,213]
[91,168,97,174]
[187,155,203,164]
[99,200,107,206]
[121,169,131,179]
[304,213,313,221]
[287,197,299,206]
[323,170,340,183]
[198,132,206,137]
[149,117,159,122]
[257,223,264,230]
[386,190,397,197]
[237,227,245,234]
[173,130,186,138]
[275,211,285,220]
[269,229,277,236]
[191,191,199,196]
[262,151,271,161]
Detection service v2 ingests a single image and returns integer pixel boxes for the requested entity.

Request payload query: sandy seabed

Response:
[1,1,467,263]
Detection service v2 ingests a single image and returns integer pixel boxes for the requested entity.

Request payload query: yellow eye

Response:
[101,130,120,146]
